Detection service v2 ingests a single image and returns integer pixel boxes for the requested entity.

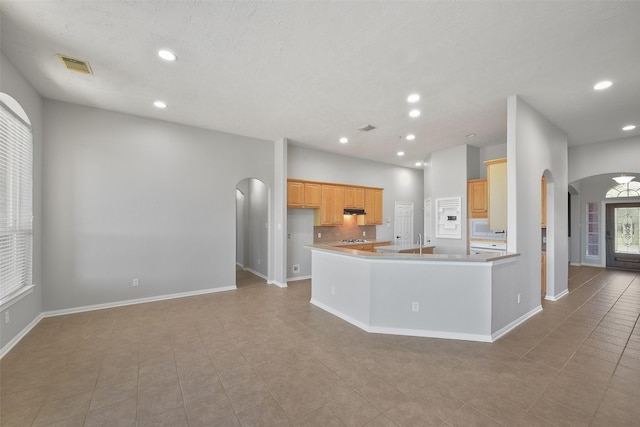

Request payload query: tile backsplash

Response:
[314,216,376,243]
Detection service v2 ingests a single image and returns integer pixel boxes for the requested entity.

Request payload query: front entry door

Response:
[606,203,640,270]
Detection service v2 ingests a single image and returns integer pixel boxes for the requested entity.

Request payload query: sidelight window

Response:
[586,202,599,258]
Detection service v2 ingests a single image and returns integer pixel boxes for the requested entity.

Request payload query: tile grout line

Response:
[587,283,640,426]
[520,270,637,426]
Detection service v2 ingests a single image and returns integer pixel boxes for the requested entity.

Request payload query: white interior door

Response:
[424,198,432,244]
[394,202,414,245]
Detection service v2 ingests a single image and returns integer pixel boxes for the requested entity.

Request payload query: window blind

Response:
[0,101,33,300]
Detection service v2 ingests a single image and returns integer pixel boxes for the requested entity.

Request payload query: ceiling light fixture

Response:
[406,134,415,141]
[415,162,422,167]
[397,151,405,156]
[593,80,612,90]
[409,109,420,118]
[158,50,177,61]
[407,94,420,103]
[466,133,476,138]
[612,174,635,184]
[339,137,348,144]
[154,101,167,109]
[622,125,636,131]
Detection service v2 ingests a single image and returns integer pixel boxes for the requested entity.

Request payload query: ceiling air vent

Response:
[358,124,376,132]
[57,54,92,74]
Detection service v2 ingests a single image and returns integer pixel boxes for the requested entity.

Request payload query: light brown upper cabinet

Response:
[344,186,365,209]
[541,175,547,228]
[287,180,320,208]
[468,179,488,218]
[358,188,383,225]
[485,158,507,231]
[314,185,345,226]
[287,180,304,208]
[304,182,321,208]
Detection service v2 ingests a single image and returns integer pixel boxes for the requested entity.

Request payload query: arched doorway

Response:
[235,178,269,287]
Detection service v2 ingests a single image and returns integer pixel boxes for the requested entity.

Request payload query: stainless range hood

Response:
[343,208,366,215]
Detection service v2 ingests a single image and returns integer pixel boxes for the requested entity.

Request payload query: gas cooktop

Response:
[341,239,369,243]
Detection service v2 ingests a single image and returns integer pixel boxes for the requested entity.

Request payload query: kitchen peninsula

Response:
[306,244,528,342]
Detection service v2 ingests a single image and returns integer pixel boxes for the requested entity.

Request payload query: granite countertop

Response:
[375,244,436,253]
[321,240,391,247]
[306,243,518,262]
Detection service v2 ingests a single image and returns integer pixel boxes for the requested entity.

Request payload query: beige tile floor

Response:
[1,266,639,426]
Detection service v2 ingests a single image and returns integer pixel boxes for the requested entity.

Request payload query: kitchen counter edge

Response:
[305,243,519,262]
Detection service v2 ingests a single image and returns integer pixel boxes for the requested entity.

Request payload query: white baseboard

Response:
[41,286,236,318]
[310,298,371,332]
[545,289,569,301]
[267,280,288,288]
[569,262,582,266]
[491,305,543,342]
[0,313,44,359]
[286,275,311,282]
[1,285,236,359]
[310,298,493,343]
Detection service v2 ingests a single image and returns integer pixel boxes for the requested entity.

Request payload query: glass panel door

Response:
[606,203,640,270]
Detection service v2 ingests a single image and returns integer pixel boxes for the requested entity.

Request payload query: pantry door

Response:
[606,203,640,271]
[394,202,414,246]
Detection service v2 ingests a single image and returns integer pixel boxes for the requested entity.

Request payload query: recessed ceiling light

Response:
[593,80,612,90]
[158,50,177,61]
[154,101,167,108]
[409,109,420,118]
[622,125,636,131]
[397,151,405,156]
[415,161,422,167]
[339,137,348,143]
[407,94,420,103]
[406,134,416,141]
[466,133,476,138]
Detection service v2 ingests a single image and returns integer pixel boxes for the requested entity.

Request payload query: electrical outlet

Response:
[258,259,261,265]
[132,278,139,287]
[4,311,9,324]
[363,231,366,236]
[293,264,300,273]
[331,286,336,295]
[317,232,321,238]
[517,293,521,304]
[412,301,419,312]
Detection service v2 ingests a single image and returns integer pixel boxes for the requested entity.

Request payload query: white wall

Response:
[569,136,640,183]
[41,100,274,311]
[0,53,43,351]
[507,95,569,304]
[235,189,245,267]
[424,144,468,254]
[287,144,424,277]
[247,178,269,277]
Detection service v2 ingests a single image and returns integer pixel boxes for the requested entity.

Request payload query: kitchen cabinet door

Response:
[485,158,507,231]
[468,179,488,218]
[359,188,383,225]
[287,181,304,208]
[344,186,365,209]
[305,182,321,208]
[314,185,344,225]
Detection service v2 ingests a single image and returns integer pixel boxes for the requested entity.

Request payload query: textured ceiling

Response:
[1,1,639,168]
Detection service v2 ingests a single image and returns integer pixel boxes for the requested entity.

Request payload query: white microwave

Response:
[470,218,506,240]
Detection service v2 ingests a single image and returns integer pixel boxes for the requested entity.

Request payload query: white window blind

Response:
[0,101,33,300]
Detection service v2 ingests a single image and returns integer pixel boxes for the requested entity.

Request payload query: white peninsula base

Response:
[308,246,536,342]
